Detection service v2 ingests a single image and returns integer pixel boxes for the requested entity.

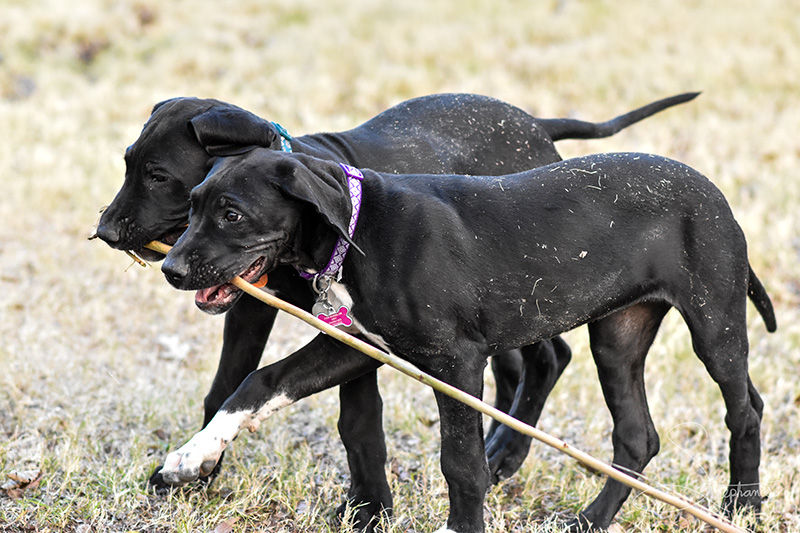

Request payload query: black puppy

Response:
[95,92,697,515]
[160,149,775,532]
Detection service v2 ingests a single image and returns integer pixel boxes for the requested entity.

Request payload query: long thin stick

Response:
[145,240,747,533]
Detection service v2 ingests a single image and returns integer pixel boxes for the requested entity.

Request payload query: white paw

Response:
[159,433,227,485]
[159,412,243,485]
[158,397,293,486]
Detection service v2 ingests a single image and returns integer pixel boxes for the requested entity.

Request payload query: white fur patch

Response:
[329,279,354,308]
[250,393,294,432]
[330,279,393,352]
[160,394,292,485]
[160,411,242,485]
[434,527,457,533]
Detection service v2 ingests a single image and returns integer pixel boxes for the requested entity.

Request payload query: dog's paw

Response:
[148,465,174,494]
[563,511,613,532]
[335,497,392,532]
[485,426,532,483]
[158,434,227,486]
[563,516,605,532]
[722,484,762,515]
[157,412,245,486]
[148,459,222,494]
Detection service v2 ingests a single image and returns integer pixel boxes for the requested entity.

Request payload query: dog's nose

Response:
[162,258,189,288]
[95,221,121,244]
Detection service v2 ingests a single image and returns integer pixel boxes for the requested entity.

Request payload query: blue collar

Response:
[272,125,364,282]
[272,122,293,152]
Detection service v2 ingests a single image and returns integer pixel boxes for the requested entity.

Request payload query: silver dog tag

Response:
[312,292,336,318]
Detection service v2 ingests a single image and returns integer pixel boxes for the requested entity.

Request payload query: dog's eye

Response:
[224,211,242,223]
[150,173,170,183]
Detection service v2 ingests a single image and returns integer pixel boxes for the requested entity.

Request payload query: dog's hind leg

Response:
[569,301,669,532]
[486,337,572,482]
[681,300,763,516]
[336,369,393,531]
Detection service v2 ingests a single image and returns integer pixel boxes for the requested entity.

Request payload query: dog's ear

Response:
[277,157,364,255]
[189,106,280,156]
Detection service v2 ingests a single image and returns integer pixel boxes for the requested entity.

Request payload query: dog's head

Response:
[95,97,286,261]
[162,150,356,314]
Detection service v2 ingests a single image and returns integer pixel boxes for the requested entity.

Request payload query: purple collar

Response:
[298,163,364,281]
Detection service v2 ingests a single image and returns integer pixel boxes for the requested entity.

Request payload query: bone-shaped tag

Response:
[316,306,353,328]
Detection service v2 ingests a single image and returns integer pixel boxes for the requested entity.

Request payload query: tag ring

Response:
[312,275,333,295]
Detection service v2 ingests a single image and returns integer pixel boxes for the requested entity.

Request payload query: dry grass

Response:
[1,0,799,531]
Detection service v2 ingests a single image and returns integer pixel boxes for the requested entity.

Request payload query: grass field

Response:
[1,0,799,531]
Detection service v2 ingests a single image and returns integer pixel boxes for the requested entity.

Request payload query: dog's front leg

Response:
[432,358,490,533]
[159,333,382,486]
[149,294,280,489]
[159,389,292,485]
[336,369,393,531]
[202,293,280,429]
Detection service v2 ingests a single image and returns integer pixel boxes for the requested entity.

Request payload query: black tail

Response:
[748,265,777,332]
[540,92,701,141]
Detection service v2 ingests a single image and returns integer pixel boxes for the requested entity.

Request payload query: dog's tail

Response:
[748,265,777,332]
[539,92,701,141]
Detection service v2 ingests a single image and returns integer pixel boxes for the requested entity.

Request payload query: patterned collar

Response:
[298,163,364,282]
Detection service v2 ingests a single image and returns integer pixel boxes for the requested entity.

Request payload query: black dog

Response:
[95,92,697,519]
[160,149,775,532]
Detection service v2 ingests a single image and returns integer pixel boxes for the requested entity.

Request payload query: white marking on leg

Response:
[249,393,293,432]
[160,394,292,485]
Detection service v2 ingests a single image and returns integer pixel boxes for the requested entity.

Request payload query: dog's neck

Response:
[297,163,364,282]
[283,208,339,273]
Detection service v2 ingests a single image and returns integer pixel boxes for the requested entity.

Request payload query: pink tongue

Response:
[195,285,223,305]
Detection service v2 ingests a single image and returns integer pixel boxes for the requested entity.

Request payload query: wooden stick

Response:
[144,240,747,533]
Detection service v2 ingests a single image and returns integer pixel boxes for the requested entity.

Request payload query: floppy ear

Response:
[277,156,364,255]
[189,106,280,156]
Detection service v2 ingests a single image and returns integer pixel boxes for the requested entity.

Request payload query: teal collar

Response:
[272,122,293,152]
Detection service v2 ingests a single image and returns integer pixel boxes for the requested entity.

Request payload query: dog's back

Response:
[352,152,751,350]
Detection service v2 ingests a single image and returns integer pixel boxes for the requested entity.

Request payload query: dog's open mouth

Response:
[194,256,268,314]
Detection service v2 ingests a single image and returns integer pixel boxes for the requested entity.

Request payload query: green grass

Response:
[1,0,799,531]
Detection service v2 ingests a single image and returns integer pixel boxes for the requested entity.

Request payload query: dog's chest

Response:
[326,275,472,359]
[327,280,393,353]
